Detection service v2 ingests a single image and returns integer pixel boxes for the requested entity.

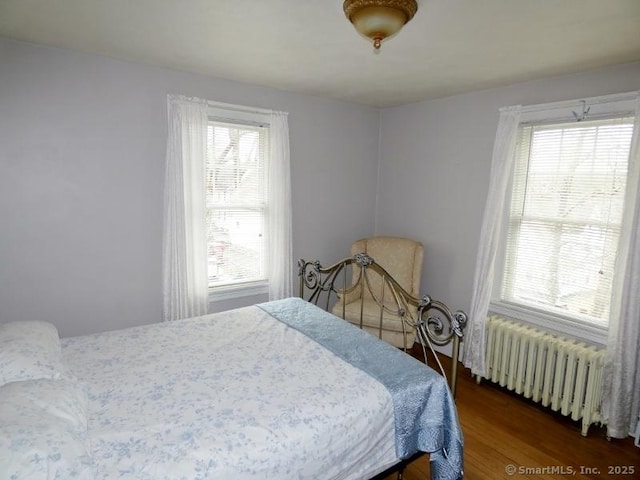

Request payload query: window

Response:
[495,115,635,330]
[206,117,269,290]
[163,95,291,320]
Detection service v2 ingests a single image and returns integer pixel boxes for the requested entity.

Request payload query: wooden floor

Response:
[383,352,638,480]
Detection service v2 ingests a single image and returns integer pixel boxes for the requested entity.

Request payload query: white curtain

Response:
[267,112,293,300]
[162,95,210,321]
[603,95,640,443]
[462,106,521,377]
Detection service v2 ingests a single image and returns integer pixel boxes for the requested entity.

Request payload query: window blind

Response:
[501,116,635,326]
[206,121,268,287]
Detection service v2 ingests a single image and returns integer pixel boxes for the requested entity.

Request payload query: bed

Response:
[0,254,466,480]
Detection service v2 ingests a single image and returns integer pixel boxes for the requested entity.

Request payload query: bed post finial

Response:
[354,252,374,267]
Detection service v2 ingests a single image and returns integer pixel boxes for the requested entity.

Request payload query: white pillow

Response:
[0,378,95,479]
[0,321,67,386]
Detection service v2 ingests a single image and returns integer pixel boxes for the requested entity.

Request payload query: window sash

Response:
[497,116,635,328]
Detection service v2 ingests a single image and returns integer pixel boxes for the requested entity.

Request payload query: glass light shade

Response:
[351,7,407,48]
[344,0,418,49]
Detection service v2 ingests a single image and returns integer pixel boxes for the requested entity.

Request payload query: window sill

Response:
[208,281,269,302]
[489,301,608,348]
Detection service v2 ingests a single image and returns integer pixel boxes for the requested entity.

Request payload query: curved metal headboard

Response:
[298,253,467,396]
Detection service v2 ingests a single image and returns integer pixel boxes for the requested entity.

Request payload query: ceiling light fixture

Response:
[343,0,418,50]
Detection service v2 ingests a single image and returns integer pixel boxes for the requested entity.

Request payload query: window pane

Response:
[505,221,618,323]
[206,124,266,208]
[206,208,265,286]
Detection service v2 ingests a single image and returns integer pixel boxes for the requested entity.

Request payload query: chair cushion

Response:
[333,298,417,333]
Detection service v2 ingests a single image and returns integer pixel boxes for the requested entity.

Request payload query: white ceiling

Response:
[1,0,639,107]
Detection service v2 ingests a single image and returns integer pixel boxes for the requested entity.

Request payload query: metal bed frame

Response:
[298,253,467,396]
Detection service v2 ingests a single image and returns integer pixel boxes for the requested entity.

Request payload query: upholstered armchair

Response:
[332,236,424,349]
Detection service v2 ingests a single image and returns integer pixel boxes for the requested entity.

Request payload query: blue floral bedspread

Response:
[259,298,464,480]
[62,302,400,479]
[60,297,463,480]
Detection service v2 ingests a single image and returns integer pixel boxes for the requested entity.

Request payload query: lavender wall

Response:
[2,35,638,338]
[0,38,380,336]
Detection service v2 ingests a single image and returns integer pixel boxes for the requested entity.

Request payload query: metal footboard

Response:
[298,253,467,396]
